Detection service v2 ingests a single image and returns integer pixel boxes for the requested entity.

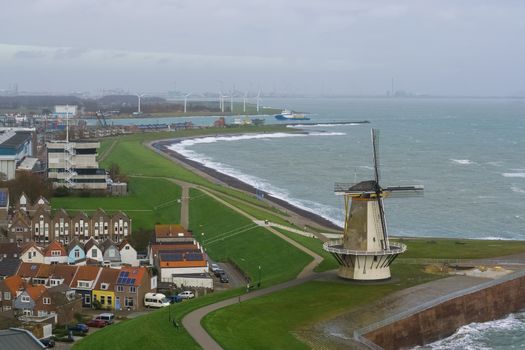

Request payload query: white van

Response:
[94,312,115,325]
[144,293,170,308]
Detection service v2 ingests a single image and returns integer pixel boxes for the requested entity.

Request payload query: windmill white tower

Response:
[323,129,423,280]
[243,92,247,113]
[184,93,192,113]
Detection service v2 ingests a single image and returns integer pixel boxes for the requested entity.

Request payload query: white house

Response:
[84,237,103,263]
[20,242,44,264]
[118,240,139,267]
[42,241,68,265]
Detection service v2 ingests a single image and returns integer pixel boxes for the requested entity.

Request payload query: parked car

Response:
[86,319,107,328]
[210,263,220,272]
[168,295,183,303]
[213,268,225,277]
[94,312,115,325]
[177,290,195,299]
[144,292,171,308]
[219,273,229,283]
[40,337,55,348]
[67,323,89,333]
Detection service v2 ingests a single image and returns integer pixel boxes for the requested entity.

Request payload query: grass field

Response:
[51,177,182,250]
[275,229,339,272]
[73,289,242,350]
[396,237,525,259]
[189,189,313,286]
[203,264,439,350]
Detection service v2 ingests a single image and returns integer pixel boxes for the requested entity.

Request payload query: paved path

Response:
[180,184,190,228]
[98,139,118,162]
[182,273,324,350]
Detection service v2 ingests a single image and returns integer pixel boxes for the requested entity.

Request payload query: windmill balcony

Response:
[323,240,406,256]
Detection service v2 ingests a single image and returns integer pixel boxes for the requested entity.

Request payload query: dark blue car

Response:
[68,323,89,333]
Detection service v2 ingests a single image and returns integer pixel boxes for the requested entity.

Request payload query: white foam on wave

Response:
[502,173,525,178]
[451,159,474,165]
[416,313,525,350]
[167,132,346,227]
[511,186,525,194]
[287,123,363,128]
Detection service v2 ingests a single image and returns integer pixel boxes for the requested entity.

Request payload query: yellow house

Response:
[92,268,119,310]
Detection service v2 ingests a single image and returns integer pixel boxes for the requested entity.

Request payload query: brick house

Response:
[114,267,153,311]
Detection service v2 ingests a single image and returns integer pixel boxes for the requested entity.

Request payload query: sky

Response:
[0,0,524,96]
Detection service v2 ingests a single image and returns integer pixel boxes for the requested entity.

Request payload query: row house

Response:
[12,263,155,311]
[8,194,132,245]
[0,275,81,324]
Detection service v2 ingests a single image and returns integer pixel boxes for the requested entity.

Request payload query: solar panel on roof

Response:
[129,278,135,285]
[186,253,203,261]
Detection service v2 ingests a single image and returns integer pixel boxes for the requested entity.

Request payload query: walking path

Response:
[98,139,118,162]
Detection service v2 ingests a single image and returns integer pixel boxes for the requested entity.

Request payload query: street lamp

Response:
[257,265,262,288]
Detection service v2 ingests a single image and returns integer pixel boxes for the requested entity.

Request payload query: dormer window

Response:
[101,283,109,290]
[78,281,90,288]
[21,295,30,303]
[51,250,61,257]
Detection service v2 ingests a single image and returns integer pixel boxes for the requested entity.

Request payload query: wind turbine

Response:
[136,93,145,114]
[230,92,234,113]
[243,92,247,113]
[220,92,228,113]
[184,93,192,113]
[256,90,261,113]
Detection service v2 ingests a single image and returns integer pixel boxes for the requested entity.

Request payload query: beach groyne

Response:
[356,269,525,349]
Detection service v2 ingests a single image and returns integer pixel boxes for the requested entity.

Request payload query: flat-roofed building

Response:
[0,129,35,180]
[46,141,108,190]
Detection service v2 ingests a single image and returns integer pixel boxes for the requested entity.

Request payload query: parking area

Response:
[211,262,248,291]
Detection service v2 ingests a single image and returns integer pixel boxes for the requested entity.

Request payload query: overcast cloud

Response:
[0,0,524,96]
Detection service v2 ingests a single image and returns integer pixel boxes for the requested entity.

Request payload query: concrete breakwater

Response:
[356,269,525,349]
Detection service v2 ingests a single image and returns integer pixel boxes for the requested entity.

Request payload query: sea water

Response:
[168,97,525,239]
[166,98,525,349]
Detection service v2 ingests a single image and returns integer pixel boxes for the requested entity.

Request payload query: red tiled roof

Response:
[154,224,192,238]
[118,266,147,287]
[17,262,43,278]
[25,284,47,301]
[3,276,23,295]
[43,241,66,257]
[49,264,79,286]
[94,267,120,290]
[70,266,101,288]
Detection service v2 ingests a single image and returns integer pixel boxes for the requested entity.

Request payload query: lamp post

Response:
[257,265,262,288]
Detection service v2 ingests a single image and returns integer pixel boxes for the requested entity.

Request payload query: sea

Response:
[113,97,525,348]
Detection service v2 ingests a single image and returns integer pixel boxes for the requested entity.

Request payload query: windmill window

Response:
[373,256,378,262]
[373,237,376,242]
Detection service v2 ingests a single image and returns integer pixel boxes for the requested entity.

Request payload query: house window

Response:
[109,249,115,258]
[117,285,124,292]
[51,250,61,257]
[74,250,80,258]
[125,246,130,250]
[101,283,109,291]
[27,252,31,259]
[43,297,51,305]
[129,286,136,293]
[4,292,10,300]
[125,297,133,307]
[84,294,91,304]
[23,309,32,316]
[107,296,112,306]
[21,295,30,303]
[100,295,106,305]
[92,250,97,258]
[78,281,90,288]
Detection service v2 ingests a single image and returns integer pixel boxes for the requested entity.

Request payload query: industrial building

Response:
[46,141,108,190]
[0,128,36,180]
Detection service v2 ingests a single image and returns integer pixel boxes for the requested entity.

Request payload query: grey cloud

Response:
[13,50,46,59]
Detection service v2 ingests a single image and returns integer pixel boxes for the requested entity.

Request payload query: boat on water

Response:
[274,109,310,121]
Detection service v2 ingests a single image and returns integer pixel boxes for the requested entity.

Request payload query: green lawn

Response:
[275,229,339,272]
[189,189,313,286]
[203,264,439,350]
[395,237,525,259]
[51,177,182,250]
[73,289,242,350]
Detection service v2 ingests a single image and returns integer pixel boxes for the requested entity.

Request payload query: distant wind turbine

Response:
[256,90,261,113]
[136,93,145,114]
[243,92,247,113]
[184,93,192,113]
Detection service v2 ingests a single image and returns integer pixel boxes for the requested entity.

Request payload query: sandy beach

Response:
[149,137,342,232]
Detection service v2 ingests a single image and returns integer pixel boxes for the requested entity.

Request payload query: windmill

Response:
[184,93,192,113]
[323,129,423,280]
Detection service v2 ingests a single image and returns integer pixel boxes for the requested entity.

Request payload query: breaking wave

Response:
[451,159,474,165]
[415,313,525,350]
[502,173,525,178]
